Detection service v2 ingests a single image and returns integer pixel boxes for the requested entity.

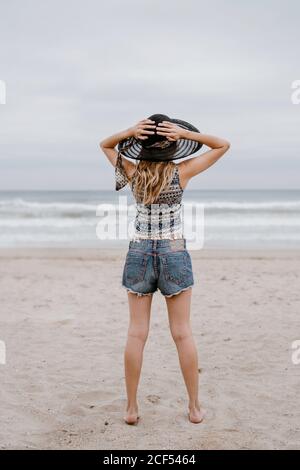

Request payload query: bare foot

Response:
[188,406,205,424]
[124,406,140,425]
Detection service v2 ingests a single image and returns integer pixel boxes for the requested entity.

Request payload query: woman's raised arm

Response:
[99,119,156,167]
[156,121,230,188]
[99,128,133,167]
[177,130,230,186]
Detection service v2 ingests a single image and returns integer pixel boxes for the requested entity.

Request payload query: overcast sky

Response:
[0,0,299,190]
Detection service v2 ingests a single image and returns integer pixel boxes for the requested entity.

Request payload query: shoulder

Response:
[118,153,136,179]
[177,160,189,173]
[115,153,136,191]
[120,155,136,178]
[176,161,189,191]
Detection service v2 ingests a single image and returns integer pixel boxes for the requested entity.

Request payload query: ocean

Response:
[0,189,299,249]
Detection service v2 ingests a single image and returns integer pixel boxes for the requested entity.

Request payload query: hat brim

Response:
[117,118,203,162]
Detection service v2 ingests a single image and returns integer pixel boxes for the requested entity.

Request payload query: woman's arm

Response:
[156,121,230,189]
[99,119,156,171]
[179,129,230,179]
[99,128,133,167]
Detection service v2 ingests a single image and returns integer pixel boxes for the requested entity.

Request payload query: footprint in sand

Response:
[76,391,126,413]
[97,398,126,412]
[146,394,161,404]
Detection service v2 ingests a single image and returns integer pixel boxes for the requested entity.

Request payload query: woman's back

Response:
[115,153,184,240]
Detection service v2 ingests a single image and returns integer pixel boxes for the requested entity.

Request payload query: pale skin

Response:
[100,119,230,425]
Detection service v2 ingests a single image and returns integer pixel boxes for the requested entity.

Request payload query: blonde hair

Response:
[129,160,175,205]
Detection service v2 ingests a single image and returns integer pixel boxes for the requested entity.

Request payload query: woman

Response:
[99,114,230,425]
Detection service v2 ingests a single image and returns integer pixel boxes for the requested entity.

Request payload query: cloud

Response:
[0,0,299,189]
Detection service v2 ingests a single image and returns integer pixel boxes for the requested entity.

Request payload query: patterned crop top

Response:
[115,153,184,241]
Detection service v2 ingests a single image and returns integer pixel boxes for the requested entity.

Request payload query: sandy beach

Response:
[0,247,300,450]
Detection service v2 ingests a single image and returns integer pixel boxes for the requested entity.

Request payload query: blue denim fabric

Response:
[122,238,194,297]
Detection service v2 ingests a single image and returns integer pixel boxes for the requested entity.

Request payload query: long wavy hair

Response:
[129,160,175,205]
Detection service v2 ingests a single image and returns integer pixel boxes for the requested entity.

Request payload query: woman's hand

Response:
[130,119,156,140]
[156,121,185,141]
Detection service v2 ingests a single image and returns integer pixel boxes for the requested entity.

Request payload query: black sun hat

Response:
[117,113,203,162]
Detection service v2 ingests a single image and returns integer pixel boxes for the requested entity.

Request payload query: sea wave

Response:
[1,197,300,215]
[183,200,300,210]
[1,214,300,229]
[1,193,300,248]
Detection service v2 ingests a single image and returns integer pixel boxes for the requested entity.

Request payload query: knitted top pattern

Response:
[115,153,184,240]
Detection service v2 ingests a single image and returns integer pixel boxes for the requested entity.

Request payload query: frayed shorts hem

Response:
[162,284,194,298]
[122,285,156,297]
[122,284,193,298]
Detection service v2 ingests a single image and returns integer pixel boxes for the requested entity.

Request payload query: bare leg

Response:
[165,289,204,423]
[124,292,153,424]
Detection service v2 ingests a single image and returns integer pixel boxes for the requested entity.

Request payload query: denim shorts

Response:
[122,238,194,297]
